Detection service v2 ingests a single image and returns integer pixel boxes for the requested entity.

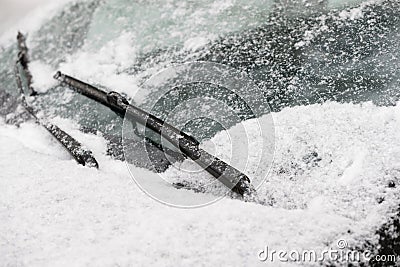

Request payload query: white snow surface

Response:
[1,101,399,266]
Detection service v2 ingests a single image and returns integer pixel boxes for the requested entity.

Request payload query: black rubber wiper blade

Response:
[54,71,255,197]
[15,33,98,168]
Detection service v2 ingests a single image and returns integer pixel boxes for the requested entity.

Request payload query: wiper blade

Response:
[15,33,98,168]
[54,71,255,197]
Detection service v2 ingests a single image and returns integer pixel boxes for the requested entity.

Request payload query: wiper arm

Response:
[15,33,98,168]
[16,32,37,96]
[54,71,255,197]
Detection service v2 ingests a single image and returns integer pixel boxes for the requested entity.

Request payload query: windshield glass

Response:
[0,0,398,142]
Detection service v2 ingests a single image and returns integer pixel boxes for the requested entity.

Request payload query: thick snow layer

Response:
[1,101,399,266]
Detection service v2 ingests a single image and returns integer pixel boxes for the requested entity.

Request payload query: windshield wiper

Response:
[54,71,255,197]
[15,33,98,168]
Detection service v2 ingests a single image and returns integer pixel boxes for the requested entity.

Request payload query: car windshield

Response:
[2,0,395,141]
[0,0,399,173]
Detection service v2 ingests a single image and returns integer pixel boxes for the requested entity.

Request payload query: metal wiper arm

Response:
[54,71,255,196]
[14,32,98,168]
[16,32,37,96]
[14,60,98,168]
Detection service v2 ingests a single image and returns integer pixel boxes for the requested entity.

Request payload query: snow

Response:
[86,0,274,56]
[0,0,55,34]
[29,61,58,93]
[59,33,139,97]
[0,123,70,160]
[0,0,73,46]
[338,148,367,186]
[1,101,399,265]
[339,7,364,20]
[294,0,381,49]
[183,37,210,52]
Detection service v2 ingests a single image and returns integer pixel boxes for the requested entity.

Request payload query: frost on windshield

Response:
[85,0,400,119]
[199,0,400,110]
[0,0,399,136]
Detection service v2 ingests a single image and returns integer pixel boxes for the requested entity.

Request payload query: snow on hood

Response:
[1,101,399,265]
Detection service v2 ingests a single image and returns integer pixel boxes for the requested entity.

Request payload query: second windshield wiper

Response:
[54,71,255,197]
[14,33,98,169]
